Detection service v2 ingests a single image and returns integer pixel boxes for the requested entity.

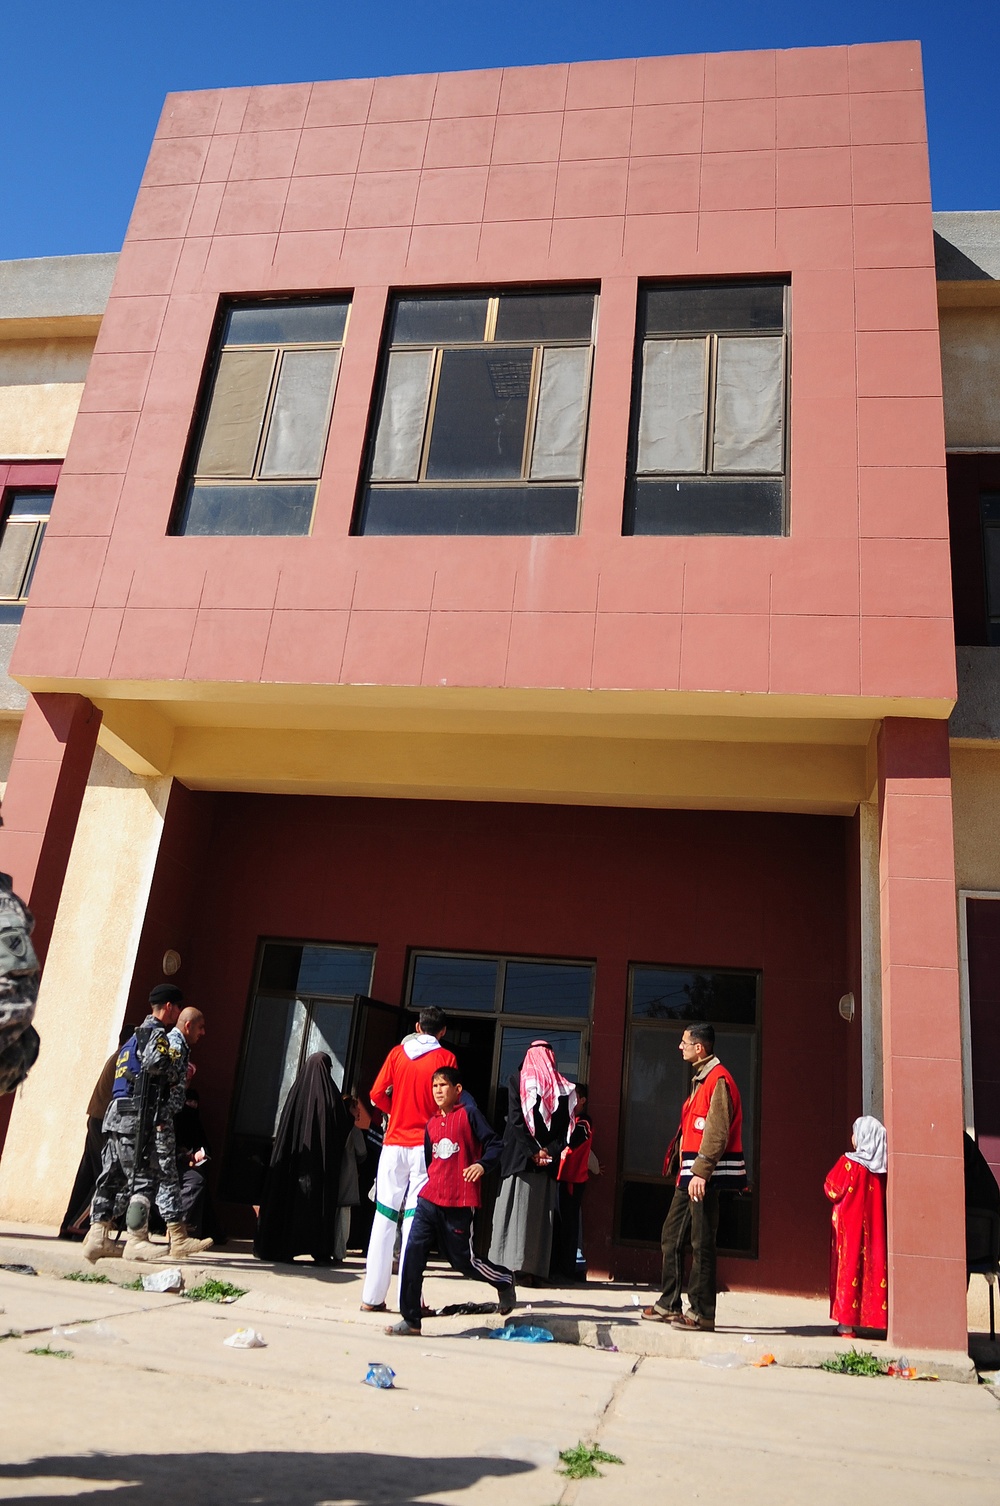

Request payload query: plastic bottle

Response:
[364,1362,396,1388]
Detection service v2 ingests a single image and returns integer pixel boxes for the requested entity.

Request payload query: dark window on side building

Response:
[173,298,350,537]
[0,490,53,623]
[355,288,597,536]
[945,456,1000,645]
[625,280,789,537]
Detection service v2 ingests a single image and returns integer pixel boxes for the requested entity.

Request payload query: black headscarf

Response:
[254,1053,353,1263]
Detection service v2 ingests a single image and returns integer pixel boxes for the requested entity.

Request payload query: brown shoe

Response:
[671,1311,715,1332]
[641,1305,680,1323]
[360,1302,387,1313]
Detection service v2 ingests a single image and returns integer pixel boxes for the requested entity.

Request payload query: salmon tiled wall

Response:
[17,42,955,703]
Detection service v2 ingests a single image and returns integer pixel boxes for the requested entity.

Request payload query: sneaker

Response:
[498,1283,517,1316]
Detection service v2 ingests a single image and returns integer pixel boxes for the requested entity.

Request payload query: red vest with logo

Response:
[678,1063,746,1190]
[423,1105,483,1208]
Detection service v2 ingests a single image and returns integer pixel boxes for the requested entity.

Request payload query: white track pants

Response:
[361,1144,428,1307]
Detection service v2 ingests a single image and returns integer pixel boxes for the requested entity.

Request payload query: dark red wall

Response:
[132,790,853,1294]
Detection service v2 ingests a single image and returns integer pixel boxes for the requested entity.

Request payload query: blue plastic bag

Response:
[489,1324,554,1343]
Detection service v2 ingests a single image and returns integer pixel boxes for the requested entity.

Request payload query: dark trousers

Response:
[399,1198,513,1329]
[551,1182,586,1279]
[59,1117,104,1235]
[655,1182,720,1322]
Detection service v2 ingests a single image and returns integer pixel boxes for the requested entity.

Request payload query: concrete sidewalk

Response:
[0,1257,997,1506]
[1,1221,989,1383]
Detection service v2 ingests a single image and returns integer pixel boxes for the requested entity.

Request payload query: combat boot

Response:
[122,1223,163,1262]
[81,1221,122,1263]
[166,1222,213,1260]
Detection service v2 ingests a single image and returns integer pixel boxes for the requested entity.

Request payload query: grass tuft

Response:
[64,1270,110,1284]
[820,1347,887,1377]
[557,1442,624,1479]
[185,1278,247,1304]
[28,1345,73,1359]
[121,1277,144,1291]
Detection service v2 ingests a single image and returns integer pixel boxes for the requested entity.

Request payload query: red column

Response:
[878,718,966,1351]
[0,692,102,960]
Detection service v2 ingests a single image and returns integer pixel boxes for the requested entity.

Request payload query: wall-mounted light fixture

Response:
[162,950,181,977]
[838,991,855,1023]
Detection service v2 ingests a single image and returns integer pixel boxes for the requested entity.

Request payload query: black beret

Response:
[149,983,184,1006]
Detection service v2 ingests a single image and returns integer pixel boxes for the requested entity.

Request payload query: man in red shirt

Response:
[360,1006,457,1311]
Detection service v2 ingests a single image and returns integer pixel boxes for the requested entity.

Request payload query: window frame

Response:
[404,945,595,1122]
[615,959,763,1259]
[355,286,599,536]
[0,488,54,623]
[171,295,352,538]
[624,278,791,538]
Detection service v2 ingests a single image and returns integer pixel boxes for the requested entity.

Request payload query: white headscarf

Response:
[847,1115,887,1175]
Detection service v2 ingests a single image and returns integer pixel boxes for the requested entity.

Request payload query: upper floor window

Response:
[355,288,597,536]
[0,490,53,623]
[625,280,788,537]
[173,298,350,537]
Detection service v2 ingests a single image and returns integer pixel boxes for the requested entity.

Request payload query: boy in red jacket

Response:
[386,1066,516,1336]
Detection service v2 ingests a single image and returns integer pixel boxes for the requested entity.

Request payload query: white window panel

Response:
[636,338,709,474]
[370,348,435,482]
[260,347,340,479]
[529,345,591,481]
[712,336,784,475]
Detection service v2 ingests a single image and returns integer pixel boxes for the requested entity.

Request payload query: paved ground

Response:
[0,1237,998,1505]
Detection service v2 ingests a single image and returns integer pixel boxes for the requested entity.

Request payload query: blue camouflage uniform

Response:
[91,1014,186,1225]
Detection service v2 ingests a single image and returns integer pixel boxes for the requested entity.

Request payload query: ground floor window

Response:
[618,963,760,1255]
[406,950,593,1126]
[223,940,377,1200]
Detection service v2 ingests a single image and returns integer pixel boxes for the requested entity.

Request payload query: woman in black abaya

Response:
[254,1052,353,1265]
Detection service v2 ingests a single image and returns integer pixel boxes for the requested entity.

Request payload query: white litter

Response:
[699,1352,744,1369]
[141,1268,183,1293]
[51,1323,124,1345]
[224,1327,267,1349]
[632,1295,641,1306]
[743,1334,756,1343]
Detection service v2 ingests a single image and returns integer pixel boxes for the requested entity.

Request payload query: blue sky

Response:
[3,0,996,261]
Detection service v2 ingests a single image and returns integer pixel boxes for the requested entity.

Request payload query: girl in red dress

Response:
[824,1115,888,1336]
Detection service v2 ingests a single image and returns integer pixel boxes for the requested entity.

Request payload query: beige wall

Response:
[0,716,19,799]
[951,744,1000,891]
[0,747,172,1226]
[0,336,94,457]
[940,306,1000,450]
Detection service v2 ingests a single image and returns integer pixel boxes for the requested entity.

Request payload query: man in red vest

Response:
[642,1022,745,1332]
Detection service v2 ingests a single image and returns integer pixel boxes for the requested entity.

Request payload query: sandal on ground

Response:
[640,1306,678,1323]
[385,1320,421,1336]
[671,1311,715,1331]
[360,1302,387,1312]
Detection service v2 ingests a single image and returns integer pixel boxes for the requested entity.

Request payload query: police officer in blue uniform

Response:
[83,984,211,1264]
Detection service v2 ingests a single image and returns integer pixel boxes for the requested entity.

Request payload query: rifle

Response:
[124,1028,166,1207]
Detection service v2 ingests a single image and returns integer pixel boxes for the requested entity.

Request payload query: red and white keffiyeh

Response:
[519,1040,577,1139]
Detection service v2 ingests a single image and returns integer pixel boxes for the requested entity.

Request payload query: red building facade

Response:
[0,43,968,1351]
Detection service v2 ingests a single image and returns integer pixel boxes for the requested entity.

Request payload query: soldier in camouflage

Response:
[0,869,41,1097]
[83,985,212,1264]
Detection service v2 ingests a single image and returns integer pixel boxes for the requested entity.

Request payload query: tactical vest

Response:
[110,1021,163,1104]
[678,1063,746,1190]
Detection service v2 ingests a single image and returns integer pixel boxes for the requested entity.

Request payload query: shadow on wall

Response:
[0,1451,535,1505]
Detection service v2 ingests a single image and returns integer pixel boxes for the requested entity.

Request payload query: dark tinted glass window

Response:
[410,955,499,1012]
[0,490,53,625]
[494,291,596,342]
[298,946,375,996]
[644,281,785,335]
[630,966,757,1023]
[358,288,597,536]
[390,296,489,345]
[174,297,349,537]
[503,962,592,1018]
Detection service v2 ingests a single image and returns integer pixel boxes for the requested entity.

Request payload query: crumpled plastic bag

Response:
[699,1351,744,1368]
[141,1268,184,1293]
[224,1327,267,1349]
[489,1324,554,1343]
[51,1323,124,1345]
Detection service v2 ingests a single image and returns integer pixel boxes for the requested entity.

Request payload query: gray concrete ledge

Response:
[935,212,1000,283]
[0,254,118,321]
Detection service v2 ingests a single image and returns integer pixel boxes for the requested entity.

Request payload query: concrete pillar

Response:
[0,747,172,1226]
[878,717,967,1352]
[0,692,102,959]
